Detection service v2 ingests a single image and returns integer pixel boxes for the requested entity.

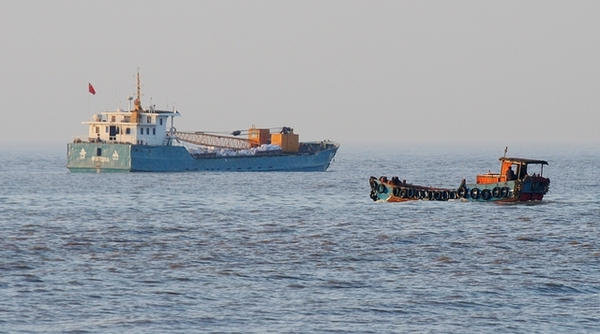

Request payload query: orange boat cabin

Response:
[476,157,548,184]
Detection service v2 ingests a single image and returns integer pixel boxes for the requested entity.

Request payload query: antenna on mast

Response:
[133,68,143,111]
[136,70,141,102]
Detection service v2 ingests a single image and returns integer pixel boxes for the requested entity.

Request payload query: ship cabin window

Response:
[159,118,163,126]
[126,128,131,135]
[140,128,144,135]
[96,148,102,156]
[147,116,151,123]
[111,116,116,122]
[152,128,156,135]
[146,128,149,135]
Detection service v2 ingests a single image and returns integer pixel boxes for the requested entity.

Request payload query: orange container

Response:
[271,133,299,152]
[248,128,270,146]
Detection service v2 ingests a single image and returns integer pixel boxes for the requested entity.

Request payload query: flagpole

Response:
[87,82,96,113]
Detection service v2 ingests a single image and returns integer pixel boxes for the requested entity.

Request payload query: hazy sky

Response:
[1,0,599,146]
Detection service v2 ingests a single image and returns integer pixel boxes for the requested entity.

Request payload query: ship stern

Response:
[67,142,132,172]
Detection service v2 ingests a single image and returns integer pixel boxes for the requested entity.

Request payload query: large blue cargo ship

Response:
[67,73,338,172]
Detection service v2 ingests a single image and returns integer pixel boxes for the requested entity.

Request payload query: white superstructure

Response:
[81,72,179,146]
[83,109,177,146]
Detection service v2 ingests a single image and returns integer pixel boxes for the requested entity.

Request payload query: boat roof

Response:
[98,109,178,115]
[499,157,548,165]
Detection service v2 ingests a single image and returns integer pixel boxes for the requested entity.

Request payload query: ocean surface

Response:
[1,144,598,333]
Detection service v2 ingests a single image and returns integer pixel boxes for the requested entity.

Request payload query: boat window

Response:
[96,148,102,156]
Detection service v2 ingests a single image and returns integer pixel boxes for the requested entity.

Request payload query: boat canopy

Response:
[499,157,548,165]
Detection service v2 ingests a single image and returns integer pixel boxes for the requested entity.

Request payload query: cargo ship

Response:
[67,74,339,172]
[369,155,550,203]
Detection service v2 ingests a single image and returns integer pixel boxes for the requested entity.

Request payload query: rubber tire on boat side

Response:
[369,177,378,190]
[441,191,449,201]
[481,189,492,201]
[492,187,501,198]
[370,190,378,201]
[470,188,480,200]
[378,184,387,193]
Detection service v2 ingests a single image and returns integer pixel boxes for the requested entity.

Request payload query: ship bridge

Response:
[81,72,180,146]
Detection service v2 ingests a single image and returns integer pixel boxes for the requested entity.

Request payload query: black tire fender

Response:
[500,187,510,198]
[441,191,449,201]
[481,189,492,200]
[426,191,433,200]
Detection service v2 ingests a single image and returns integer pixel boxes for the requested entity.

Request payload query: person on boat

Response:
[506,166,516,181]
[518,165,528,179]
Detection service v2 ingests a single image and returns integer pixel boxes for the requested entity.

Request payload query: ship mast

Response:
[133,70,142,111]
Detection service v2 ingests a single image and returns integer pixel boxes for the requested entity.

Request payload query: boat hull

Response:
[67,143,338,172]
[369,176,549,203]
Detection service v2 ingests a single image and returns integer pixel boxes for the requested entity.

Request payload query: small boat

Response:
[369,156,550,202]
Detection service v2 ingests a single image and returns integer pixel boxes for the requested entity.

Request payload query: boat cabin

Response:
[83,108,177,146]
[80,72,179,146]
[477,157,549,184]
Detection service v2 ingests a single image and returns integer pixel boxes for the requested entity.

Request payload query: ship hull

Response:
[67,143,338,172]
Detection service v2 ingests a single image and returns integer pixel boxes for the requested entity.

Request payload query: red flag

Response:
[88,82,96,95]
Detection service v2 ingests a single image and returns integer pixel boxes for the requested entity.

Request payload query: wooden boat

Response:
[369,157,550,202]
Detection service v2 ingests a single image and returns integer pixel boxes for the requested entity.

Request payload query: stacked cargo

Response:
[248,127,270,147]
[271,132,299,153]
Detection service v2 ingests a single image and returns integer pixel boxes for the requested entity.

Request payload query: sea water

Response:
[1,144,598,333]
